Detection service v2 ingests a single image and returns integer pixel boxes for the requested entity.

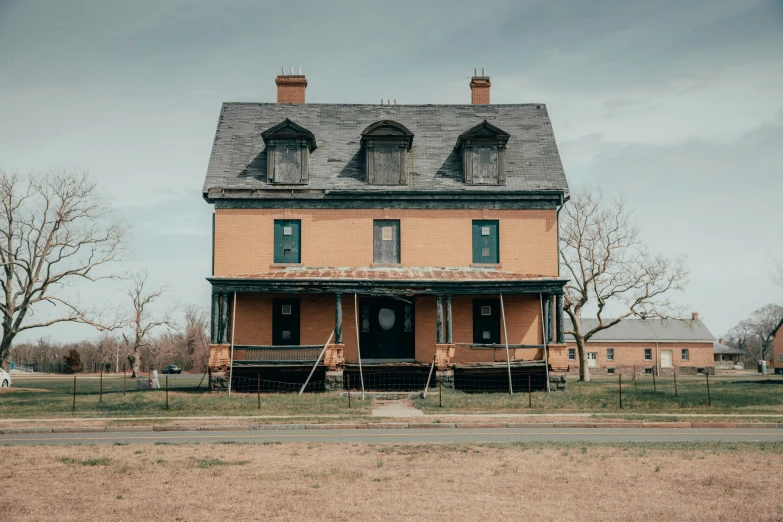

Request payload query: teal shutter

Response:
[274,220,301,263]
[472,220,499,263]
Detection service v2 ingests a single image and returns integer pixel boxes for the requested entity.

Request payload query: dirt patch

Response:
[1,442,782,521]
[0,387,50,393]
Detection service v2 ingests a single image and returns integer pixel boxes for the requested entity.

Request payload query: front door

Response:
[661,350,673,368]
[587,352,598,367]
[272,298,300,346]
[359,297,414,360]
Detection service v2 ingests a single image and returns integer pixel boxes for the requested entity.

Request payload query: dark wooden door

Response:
[359,297,414,359]
[272,298,300,345]
[373,220,400,264]
[473,298,500,344]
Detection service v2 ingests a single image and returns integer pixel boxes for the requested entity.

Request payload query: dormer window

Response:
[360,120,414,185]
[261,119,317,184]
[456,120,510,185]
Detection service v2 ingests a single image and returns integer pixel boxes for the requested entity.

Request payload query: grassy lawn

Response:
[415,375,783,414]
[2,441,782,521]
[1,375,370,418]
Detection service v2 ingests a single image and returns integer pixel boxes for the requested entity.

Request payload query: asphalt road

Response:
[3,428,783,446]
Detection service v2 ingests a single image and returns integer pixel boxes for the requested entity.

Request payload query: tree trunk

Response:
[127,349,140,378]
[576,337,591,382]
[0,335,12,371]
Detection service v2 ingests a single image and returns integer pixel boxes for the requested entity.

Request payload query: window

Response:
[568,348,576,360]
[779,353,782,362]
[361,121,413,185]
[696,368,704,374]
[645,367,653,375]
[274,220,301,263]
[456,120,510,185]
[261,119,316,184]
[644,348,652,361]
[606,348,614,361]
[373,220,400,264]
[607,368,615,375]
[682,349,689,361]
[473,299,500,344]
[472,220,499,264]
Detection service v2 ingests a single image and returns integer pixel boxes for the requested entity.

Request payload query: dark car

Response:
[161,364,182,374]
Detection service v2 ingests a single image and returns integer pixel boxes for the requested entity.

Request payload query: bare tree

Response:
[125,272,174,377]
[560,187,688,381]
[746,304,783,361]
[725,320,754,353]
[0,170,126,369]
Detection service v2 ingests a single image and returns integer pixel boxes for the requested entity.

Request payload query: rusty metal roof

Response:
[227,266,555,282]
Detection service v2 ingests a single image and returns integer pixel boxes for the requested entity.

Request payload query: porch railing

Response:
[232,345,323,364]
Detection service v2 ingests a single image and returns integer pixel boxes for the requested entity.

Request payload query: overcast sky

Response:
[1,0,781,342]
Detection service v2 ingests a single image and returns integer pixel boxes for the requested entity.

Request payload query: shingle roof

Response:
[203,103,568,195]
[712,342,744,355]
[564,318,715,342]
[221,266,555,282]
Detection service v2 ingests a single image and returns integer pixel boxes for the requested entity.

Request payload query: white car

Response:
[0,367,10,387]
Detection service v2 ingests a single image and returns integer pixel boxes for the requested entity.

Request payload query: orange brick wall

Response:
[565,341,714,372]
[213,208,557,276]
[229,293,546,364]
[773,325,783,369]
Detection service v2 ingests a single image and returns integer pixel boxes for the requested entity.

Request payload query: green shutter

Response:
[472,220,499,263]
[274,220,301,263]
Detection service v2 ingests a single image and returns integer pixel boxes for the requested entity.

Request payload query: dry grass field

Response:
[2,442,782,521]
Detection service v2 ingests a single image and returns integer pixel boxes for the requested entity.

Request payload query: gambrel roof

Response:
[202,103,568,199]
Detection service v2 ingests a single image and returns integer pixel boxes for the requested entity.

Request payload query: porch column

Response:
[436,295,444,344]
[445,294,453,344]
[335,293,343,344]
[556,294,564,343]
[210,291,219,344]
[219,293,230,344]
[547,294,554,343]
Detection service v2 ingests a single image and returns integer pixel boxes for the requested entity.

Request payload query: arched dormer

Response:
[261,119,317,184]
[456,120,510,185]
[360,120,413,185]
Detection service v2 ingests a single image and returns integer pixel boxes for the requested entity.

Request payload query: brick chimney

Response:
[719,337,725,344]
[470,68,490,105]
[691,312,699,321]
[276,67,307,104]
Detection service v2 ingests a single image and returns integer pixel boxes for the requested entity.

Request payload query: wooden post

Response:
[299,330,334,395]
[499,294,513,395]
[436,295,444,344]
[673,369,678,396]
[165,375,169,410]
[354,294,365,400]
[445,295,453,344]
[439,379,443,408]
[148,370,151,392]
[528,374,532,408]
[99,370,103,402]
[72,375,76,412]
[257,373,261,409]
[347,374,351,409]
[706,372,711,407]
[633,365,637,389]
[555,294,564,343]
[423,353,436,398]
[335,293,343,344]
[123,371,126,397]
[228,292,237,398]
[652,370,656,392]
[618,373,623,409]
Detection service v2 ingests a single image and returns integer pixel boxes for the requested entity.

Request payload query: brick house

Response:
[564,314,717,376]
[712,338,744,370]
[773,318,783,374]
[202,72,570,391]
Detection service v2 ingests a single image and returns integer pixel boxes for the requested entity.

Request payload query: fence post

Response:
[706,372,711,407]
[72,375,76,412]
[257,373,261,410]
[148,370,151,392]
[99,371,103,403]
[439,379,443,408]
[633,365,637,390]
[165,375,169,410]
[123,370,127,397]
[528,374,532,408]
[652,370,656,392]
[347,374,351,409]
[673,369,678,396]
[618,373,623,409]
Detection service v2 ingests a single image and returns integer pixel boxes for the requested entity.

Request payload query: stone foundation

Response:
[325,370,344,391]
[548,374,567,392]
[436,370,455,389]
[209,370,229,391]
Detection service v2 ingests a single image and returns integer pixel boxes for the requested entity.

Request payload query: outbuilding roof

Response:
[712,342,744,355]
[203,103,568,197]
[564,318,715,342]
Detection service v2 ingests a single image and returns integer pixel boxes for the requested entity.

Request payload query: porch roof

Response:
[208,266,567,295]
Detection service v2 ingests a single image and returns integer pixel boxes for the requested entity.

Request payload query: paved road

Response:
[3,428,783,446]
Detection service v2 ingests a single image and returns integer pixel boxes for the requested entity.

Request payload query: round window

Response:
[378,308,396,331]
